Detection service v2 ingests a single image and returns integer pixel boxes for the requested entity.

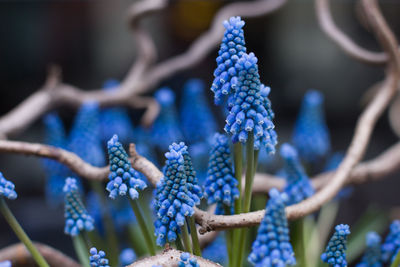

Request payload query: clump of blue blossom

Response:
[321,224,350,267]
[0,173,17,201]
[178,252,200,267]
[204,133,239,214]
[224,52,277,152]
[356,231,382,267]
[292,90,330,163]
[119,248,136,266]
[89,247,110,267]
[381,220,400,264]
[211,16,246,105]
[106,135,147,200]
[63,177,94,236]
[248,188,296,266]
[280,143,314,205]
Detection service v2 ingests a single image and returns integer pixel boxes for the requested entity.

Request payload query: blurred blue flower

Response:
[180,79,217,143]
[106,135,146,200]
[119,248,136,266]
[356,231,382,267]
[0,261,11,267]
[292,90,330,163]
[188,141,210,183]
[63,177,94,236]
[204,133,239,215]
[211,16,246,105]
[178,252,200,267]
[153,143,196,246]
[280,143,314,205]
[0,172,17,200]
[89,247,110,267]
[151,88,183,150]
[224,52,277,152]
[248,188,296,266]
[100,79,135,144]
[381,220,400,264]
[110,197,136,230]
[202,233,228,265]
[323,152,344,172]
[133,126,157,165]
[86,191,105,234]
[69,101,105,167]
[321,224,350,267]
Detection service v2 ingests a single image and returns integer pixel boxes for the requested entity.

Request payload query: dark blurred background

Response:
[1,0,400,264]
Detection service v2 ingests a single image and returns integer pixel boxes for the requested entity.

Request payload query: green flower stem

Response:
[233,143,243,215]
[0,198,50,267]
[188,216,201,256]
[175,236,185,251]
[90,181,119,266]
[86,230,104,249]
[181,220,193,254]
[72,234,90,267]
[391,249,400,267]
[128,223,147,257]
[292,218,307,267]
[224,205,234,267]
[129,199,156,256]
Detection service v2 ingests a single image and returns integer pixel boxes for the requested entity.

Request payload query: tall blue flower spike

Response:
[211,16,246,105]
[119,248,136,266]
[178,252,200,267]
[89,247,110,267]
[321,224,351,267]
[280,143,314,205]
[151,87,183,150]
[180,79,217,143]
[356,232,382,267]
[202,233,228,265]
[381,220,400,264]
[69,101,105,167]
[106,135,147,200]
[100,79,135,144]
[63,178,94,236]
[292,90,330,163]
[154,144,195,246]
[0,173,17,200]
[42,113,70,206]
[248,188,296,267]
[224,52,277,153]
[204,133,239,215]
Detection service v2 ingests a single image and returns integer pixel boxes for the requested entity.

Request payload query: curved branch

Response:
[128,248,221,267]
[0,242,80,267]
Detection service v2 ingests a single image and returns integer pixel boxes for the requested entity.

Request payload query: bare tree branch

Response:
[0,242,81,267]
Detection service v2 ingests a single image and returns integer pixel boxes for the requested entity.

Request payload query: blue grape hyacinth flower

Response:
[381,220,400,264]
[153,144,196,246]
[89,247,110,267]
[280,143,314,205]
[204,133,239,215]
[202,233,228,265]
[180,79,217,144]
[119,248,136,266]
[63,178,94,236]
[100,79,135,144]
[321,224,351,267]
[0,173,17,200]
[151,87,183,150]
[178,252,200,267]
[292,90,330,163]
[69,101,105,167]
[356,232,382,267]
[224,52,277,153]
[211,16,246,105]
[248,188,296,267]
[106,135,147,200]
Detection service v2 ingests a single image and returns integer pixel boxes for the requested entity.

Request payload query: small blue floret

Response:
[89,247,110,267]
[178,252,200,267]
[381,220,400,264]
[0,173,17,200]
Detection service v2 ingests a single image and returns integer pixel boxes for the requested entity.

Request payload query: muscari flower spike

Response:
[356,232,382,267]
[153,144,196,246]
[89,247,110,267]
[211,16,246,105]
[321,224,351,267]
[248,188,296,267]
[381,220,400,264]
[204,133,239,215]
[224,52,277,152]
[106,135,147,200]
[151,87,183,150]
[100,79,135,144]
[178,252,200,267]
[0,173,17,200]
[119,248,136,266]
[292,90,330,163]
[280,143,314,205]
[180,79,217,143]
[63,177,94,236]
[69,101,105,167]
